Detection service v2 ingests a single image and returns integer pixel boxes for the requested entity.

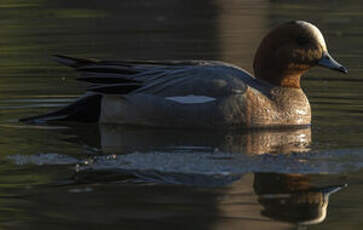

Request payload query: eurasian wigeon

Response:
[21,21,347,129]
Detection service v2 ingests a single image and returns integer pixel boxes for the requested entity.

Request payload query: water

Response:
[0,0,363,229]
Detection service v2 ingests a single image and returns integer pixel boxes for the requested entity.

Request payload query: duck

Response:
[21,20,347,129]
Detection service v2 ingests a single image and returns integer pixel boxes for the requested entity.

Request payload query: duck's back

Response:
[98,62,258,129]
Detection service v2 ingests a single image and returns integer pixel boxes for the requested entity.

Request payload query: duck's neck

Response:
[257,72,303,89]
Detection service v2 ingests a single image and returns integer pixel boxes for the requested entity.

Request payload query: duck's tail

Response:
[20,94,103,123]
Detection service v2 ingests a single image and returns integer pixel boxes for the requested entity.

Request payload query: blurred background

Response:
[0,0,362,229]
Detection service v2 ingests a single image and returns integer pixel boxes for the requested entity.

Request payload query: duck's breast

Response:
[245,87,311,127]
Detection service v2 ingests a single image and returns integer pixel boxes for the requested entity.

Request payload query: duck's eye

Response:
[296,36,309,46]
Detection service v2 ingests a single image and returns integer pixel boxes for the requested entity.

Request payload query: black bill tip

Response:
[318,51,348,74]
[337,65,348,74]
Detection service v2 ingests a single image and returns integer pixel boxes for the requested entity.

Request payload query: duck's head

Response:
[253,21,347,88]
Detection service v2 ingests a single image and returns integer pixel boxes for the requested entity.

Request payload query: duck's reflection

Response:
[65,124,311,155]
[70,171,344,228]
[57,124,346,227]
[253,173,346,226]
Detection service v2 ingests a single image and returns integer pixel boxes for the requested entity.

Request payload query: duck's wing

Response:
[53,55,258,97]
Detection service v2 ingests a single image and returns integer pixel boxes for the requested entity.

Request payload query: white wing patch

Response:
[165,95,216,104]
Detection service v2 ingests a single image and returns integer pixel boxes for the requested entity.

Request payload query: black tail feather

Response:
[20,95,103,123]
[77,66,140,74]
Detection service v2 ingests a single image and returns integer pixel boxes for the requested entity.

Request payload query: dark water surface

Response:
[0,0,363,229]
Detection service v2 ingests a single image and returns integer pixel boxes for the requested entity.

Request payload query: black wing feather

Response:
[88,83,143,94]
[53,55,220,95]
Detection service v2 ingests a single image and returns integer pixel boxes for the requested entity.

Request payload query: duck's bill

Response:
[318,51,348,74]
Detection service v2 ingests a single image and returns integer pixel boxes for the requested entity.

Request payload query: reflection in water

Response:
[254,173,346,226]
[39,125,340,228]
[16,172,344,230]
[1,160,346,229]
[216,0,268,67]
[63,124,311,155]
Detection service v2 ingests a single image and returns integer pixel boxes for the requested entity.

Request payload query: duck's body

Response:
[97,62,310,128]
[21,21,346,129]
